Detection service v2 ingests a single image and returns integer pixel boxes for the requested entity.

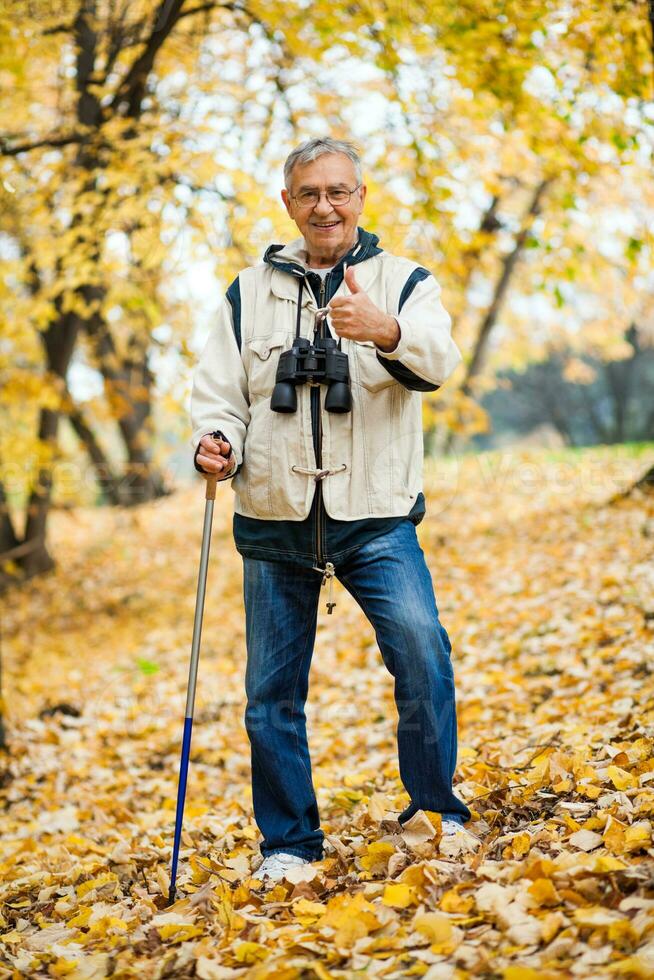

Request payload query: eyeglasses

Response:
[290,185,361,209]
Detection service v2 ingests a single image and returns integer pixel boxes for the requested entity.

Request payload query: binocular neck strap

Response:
[296,272,343,350]
[295,276,304,340]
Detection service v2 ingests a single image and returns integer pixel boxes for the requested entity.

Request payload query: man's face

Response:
[281,153,366,264]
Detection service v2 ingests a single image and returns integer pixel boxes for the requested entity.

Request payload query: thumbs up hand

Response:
[343,265,362,294]
[328,265,401,352]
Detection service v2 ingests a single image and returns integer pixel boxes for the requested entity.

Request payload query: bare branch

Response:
[42,22,74,35]
[243,7,301,132]
[177,2,234,20]
[108,1,245,117]
[460,178,552,394]
[0,133,83,156]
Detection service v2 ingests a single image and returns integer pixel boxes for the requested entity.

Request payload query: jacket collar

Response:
[264,227,382,303]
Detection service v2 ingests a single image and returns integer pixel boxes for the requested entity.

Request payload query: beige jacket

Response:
[190,235,462,520]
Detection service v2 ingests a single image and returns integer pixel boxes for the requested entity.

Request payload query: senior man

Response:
[191,136,476,885]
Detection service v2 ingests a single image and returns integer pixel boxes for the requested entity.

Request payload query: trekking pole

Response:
[167,464,220,906]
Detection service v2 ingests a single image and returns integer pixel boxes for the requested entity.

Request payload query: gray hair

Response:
[283,137,362,189]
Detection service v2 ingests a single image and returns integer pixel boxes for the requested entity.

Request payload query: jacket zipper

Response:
[314,274,327,569]
[311,273,336,613]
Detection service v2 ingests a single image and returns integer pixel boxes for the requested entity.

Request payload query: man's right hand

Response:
[196,434,236,479]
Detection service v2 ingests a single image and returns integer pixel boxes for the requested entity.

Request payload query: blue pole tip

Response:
[168,715,194,904]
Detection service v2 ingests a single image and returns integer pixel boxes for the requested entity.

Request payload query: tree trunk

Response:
[0,481,21,595]
[0,482,18,556]
[604,323,639,443]
[632,465,654,492]
[460,179,551,395]
[611,462,654,502]
[544,405,576,447]
[85,322,168,504]
[0,627,6,752]
[620,1,654,496]
[444,179,551,455]
[642,399,654,441]
[578,382,611,443]
[79,0,190,505]
[115,348,168,506]
[20,308,82,578]
[17,2,104,578]
[65,396,122,505]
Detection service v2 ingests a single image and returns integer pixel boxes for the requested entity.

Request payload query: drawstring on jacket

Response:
[291,464,347,480]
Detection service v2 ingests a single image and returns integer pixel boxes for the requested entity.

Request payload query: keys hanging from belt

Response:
[312,561,336,614]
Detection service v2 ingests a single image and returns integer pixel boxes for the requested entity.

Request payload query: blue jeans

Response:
[242,520,471,861]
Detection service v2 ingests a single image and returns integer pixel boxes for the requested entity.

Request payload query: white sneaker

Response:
[251,852,311,883]
[441,819,482,844]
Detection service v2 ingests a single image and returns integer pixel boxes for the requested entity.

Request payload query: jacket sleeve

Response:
[374,273,463,388]
[375,340,441,391]
[190,292,250,467]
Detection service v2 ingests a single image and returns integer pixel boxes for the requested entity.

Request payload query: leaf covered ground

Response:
[2,445,654,980]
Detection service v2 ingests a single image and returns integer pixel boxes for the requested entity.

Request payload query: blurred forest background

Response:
[1,0,653,587]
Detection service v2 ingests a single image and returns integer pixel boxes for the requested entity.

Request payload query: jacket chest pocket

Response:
[354,340,398,392]
[246,331,289,398]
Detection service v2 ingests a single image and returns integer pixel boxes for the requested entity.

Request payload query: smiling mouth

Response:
[312,221,341,229]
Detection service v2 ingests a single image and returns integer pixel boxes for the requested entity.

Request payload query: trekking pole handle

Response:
[205,474,219,501]
[204,432,232,501]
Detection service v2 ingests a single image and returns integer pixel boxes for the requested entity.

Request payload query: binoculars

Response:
[271,335,351,414]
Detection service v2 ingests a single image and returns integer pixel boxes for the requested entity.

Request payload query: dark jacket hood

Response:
[263,227,382,279]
